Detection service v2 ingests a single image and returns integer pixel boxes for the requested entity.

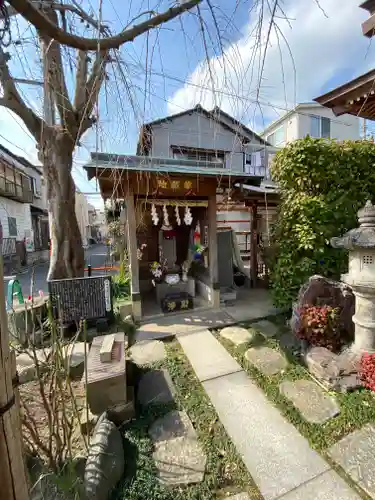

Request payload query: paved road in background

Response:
[3,244,113,298]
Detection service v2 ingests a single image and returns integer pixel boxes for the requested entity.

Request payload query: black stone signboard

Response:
[49,275,113,324]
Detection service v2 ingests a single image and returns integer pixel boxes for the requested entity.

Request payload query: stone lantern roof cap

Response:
[331,200,375,250]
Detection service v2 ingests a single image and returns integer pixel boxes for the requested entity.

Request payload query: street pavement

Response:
[3,244,113,298]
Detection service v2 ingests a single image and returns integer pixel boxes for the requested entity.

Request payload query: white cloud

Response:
[168,0,374,131]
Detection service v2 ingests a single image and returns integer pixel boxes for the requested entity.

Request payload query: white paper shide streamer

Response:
[175,205,181,225]
[151,203,159,226]
[184,206,193,225]
[163,204,170,227]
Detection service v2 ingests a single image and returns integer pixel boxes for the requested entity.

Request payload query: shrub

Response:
[296,305,342,351]
[270,137,375,308]
[360,353,375,391]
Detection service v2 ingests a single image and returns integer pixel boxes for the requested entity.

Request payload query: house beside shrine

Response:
[84,106,279,320]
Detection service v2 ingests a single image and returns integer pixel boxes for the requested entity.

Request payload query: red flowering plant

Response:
[296,305,342,351]
[360,353,375,392]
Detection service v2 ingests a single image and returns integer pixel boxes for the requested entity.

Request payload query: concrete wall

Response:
[264,105,360,144]
[0,197,32,240]
[151,111,263,172]
[297,106,359,141]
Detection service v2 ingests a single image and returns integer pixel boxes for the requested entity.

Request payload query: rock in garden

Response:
[153,436,206,485]
[137,369,176,406]
[290,275,354,341]
[279,379,340,424]
[63,342,87,379]
[245,346,287,376]
[129,340,166,366]
[149,410,196,444]
[304,346,362,392]
[16,348,51,384]
[219,326,255,345]
[227,495,251,500]
[84,413,124,500]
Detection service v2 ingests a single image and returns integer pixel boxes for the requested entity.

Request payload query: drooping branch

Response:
[0,47,43,140]
[7,0,202,50]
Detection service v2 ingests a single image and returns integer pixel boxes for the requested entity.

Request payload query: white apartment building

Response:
[262,102,360,147]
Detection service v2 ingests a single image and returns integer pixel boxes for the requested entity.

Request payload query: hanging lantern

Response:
[184,206,193,225]
[151,203,159,226]
[175,205,181,226]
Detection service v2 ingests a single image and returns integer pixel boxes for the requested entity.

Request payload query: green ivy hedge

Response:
[270,136,375,308]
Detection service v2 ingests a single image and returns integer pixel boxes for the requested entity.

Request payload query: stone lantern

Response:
[331,200,375,353]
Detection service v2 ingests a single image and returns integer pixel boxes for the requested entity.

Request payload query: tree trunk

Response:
[43,133,84,280]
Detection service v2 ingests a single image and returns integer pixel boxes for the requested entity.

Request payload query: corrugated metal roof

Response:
[84,155,263,184]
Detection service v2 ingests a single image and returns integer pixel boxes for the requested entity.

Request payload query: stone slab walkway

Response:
[178,329,361,500]
[328,424,375,498]
[178,329,242,382]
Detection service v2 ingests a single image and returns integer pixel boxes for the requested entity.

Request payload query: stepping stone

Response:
[328,424,375,498]
[251,320,280,338]
[153,436,206,485]
[279,380,340,424]
[227,494,250,500]
[149,410,196,444]
[219,326,255,345]
[245,346,287,376]
[137,369,175,406]
[129,340,166,366]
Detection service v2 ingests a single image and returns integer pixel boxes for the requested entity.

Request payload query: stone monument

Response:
[331,200,375,353]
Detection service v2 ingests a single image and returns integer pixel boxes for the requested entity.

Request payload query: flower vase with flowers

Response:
[150,258,167,284]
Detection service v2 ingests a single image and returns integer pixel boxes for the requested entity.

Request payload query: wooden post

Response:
[0,248,30,499]
[208,195,219,307]
[250,203,258,288]
[125,193,141,319]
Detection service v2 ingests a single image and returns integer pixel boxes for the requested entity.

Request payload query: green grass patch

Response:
[113,341,261,500]
[215,316,375,453]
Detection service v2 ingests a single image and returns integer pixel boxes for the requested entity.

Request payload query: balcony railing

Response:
[0,175,33,203]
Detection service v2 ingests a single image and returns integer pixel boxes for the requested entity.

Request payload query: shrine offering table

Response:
[161,292,194,313]
[84,332,127,414]
[155,277,195,302]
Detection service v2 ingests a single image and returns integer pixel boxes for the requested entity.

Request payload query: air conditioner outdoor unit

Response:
[48,275,113,324]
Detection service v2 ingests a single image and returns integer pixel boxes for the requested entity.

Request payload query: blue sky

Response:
[0,0,374,207]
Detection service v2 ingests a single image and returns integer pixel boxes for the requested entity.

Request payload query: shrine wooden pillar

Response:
[250,203,258,288]
[125,193,141,320]
[208,194,220,307]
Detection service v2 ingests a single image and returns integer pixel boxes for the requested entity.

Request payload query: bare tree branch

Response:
[38,8,75,130]
[5,0,108,32]
[76,50,109,138]
[0,47,43,139]
[7,0,202,50]
[74,50,88,110]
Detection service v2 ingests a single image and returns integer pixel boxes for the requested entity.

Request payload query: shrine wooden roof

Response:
[314,68,375,119]
[84,153,264,198]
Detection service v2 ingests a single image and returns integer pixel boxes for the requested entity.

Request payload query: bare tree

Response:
[0,0,201,279]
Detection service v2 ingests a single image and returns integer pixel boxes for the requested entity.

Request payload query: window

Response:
[267,125,285,146]
[309,115,331,138]
[31,176,42,197]
[172,148,225,166]
[8,217,17,236]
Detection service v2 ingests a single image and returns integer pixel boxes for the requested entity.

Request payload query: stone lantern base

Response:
[350,286,375,354]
